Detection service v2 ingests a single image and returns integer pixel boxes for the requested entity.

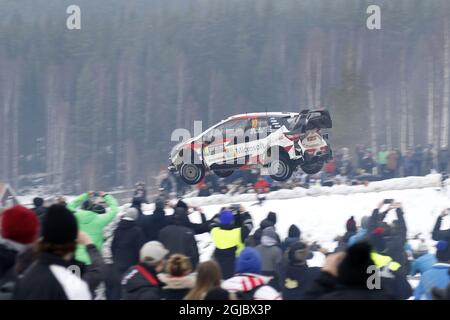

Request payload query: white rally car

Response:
[169,110,333,184]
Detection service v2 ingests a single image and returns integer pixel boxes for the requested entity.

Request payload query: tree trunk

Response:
[400,47,408,153]
[441,18,450,148]
[427,56,435,146]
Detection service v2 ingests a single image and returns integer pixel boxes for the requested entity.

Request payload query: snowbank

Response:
[184,174,442,207]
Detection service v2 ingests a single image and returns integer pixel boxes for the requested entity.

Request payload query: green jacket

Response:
[67,193,119,264]
[377,151,388,165]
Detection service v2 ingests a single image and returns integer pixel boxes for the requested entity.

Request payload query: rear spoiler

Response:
[292,109,332,132]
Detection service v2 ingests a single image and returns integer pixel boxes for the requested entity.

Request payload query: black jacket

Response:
[168,208,211,235]
[432,216,450,241]
[112,219,146,275]
[282,264,321,300]
[304,271,395,300]
[138,208,168,242]
[121,264,163,300]
[13,253,91,300]
[0,239,27,300]
[158,223,199,269]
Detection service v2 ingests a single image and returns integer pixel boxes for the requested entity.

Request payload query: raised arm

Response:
[67,193,90,213]
[432,211,450,241]
[97,193,119,226]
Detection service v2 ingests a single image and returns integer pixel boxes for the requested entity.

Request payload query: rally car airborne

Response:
[169,110,333,185]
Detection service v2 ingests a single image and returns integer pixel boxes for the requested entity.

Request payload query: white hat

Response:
[140,241,169,264]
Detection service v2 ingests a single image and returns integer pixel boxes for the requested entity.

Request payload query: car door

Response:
[202,119,248,167]
[222,119,251,165]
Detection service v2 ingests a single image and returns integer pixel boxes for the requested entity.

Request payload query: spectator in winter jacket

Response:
[32,197,46,230]
[221,247,281,300]
[121,241,168,300]
[138,197,168,242]
[410,252,437,276]
[402,149,414,176]
[348,216,370,247]
[254,176,270,193]
[255,227,283,288]
[423,145,435,174]
[335,216,357,251]
[386,150,399,178]
[377,145,389,177]
[185,260,222,300]
[158,208,200,269]
[360,152,376,175]
[67,192,119,264]
[368,230,412,299]
[305,242,395,300]
[412,145,424,176]
[171,200,210,235]
[414,240,450,300]
[112,208,146,278]
[438,148,449,173]
[281,224,301,252]
[282,241,321,300]
[157,254,196,300]
[366,201,409,275]
[133,181,148,204]
[250,212,280,246]
[210,210,244,279]
[13,205,92,300]
[0,206,39,299]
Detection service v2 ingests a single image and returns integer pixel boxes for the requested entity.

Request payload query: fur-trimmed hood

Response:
[157,272,196,290]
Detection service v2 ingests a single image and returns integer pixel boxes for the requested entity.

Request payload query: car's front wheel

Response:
[269,153,293,181]
[180,163,205,184]
[300,161,324,175]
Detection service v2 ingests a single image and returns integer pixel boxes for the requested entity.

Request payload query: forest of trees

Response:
[0,0,449,193]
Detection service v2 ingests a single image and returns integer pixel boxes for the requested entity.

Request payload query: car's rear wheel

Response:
[269,153,293,181]
[300,161,324,175]
[180,163,205,185]
[214,170,233,178]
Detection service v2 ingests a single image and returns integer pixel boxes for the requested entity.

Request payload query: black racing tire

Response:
[180,163,205,185]
[269,153,294,181]
[214,170,234,178]
[301,161,324,175]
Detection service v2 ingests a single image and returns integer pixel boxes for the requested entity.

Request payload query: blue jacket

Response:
[414,263,450,300]
[410,254,437,276]
[348,229,368,247]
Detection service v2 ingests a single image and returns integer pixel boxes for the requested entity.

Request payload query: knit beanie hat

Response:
[219,210,234,225]
[346,216,357,232]
[267,211,277,225]
[42,204,78,244]
[288,224,301,238]
[235,247,262,274]
[1,205,39,244]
